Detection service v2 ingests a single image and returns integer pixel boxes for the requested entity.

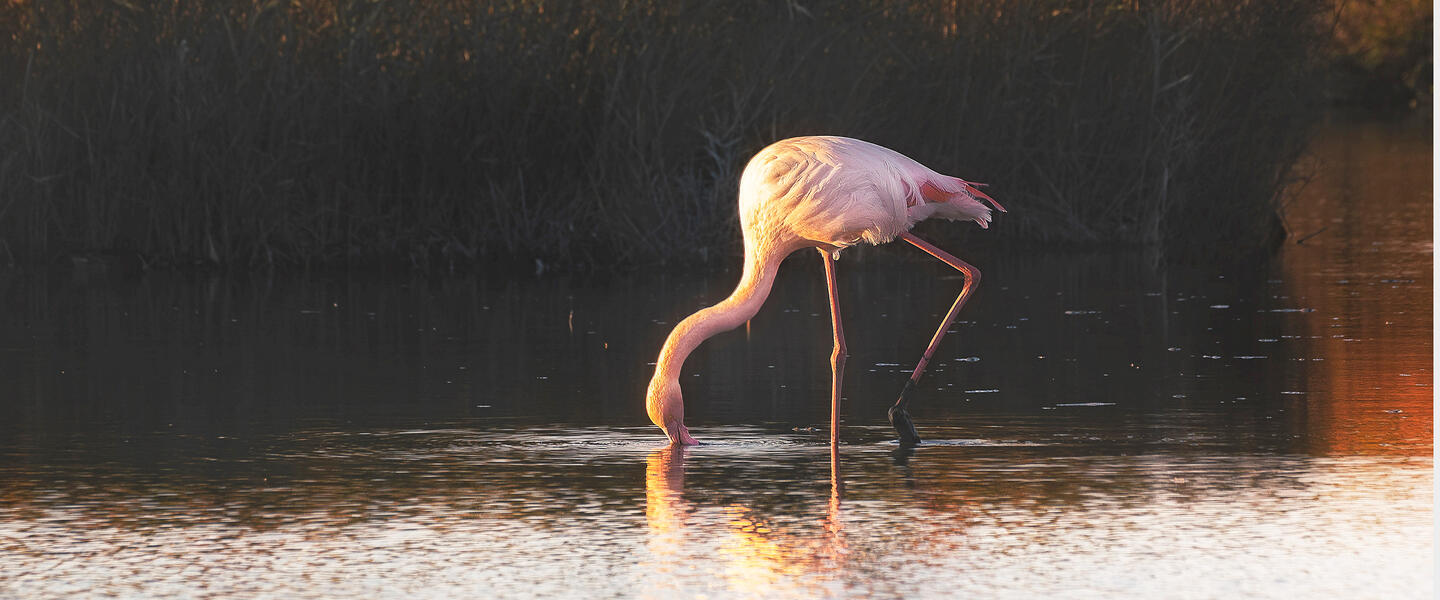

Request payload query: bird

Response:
[645,136,1004,447]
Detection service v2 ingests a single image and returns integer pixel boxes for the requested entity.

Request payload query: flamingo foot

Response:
[889,380,922,447]
[889,405,922,448]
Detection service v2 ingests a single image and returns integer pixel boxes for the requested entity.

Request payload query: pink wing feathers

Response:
[956,179,1005,213]
[901,174,1004,230]
[907,176,1006,213]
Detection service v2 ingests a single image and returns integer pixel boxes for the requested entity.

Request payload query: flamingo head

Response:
[646,377,698,446]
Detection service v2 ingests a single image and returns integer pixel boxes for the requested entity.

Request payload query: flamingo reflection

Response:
[642,442,847,595]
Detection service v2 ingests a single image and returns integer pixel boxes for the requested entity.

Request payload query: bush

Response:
[0,0,1326,270]
[1327,0,1431,111]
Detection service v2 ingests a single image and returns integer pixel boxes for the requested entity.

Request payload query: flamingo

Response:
[646,136,1004,447]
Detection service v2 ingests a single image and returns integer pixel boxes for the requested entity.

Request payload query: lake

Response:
[0,120,1431,598]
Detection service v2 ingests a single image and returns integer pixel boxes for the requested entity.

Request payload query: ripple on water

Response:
[0,422,1433,600]
[885,438,1049,447]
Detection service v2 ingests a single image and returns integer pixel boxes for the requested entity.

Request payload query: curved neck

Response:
[654,243,786,383]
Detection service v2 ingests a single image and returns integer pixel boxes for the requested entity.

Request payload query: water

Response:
[0,121,1431,598]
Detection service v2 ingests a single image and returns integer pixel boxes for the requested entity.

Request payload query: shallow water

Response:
[0,121,1431,598]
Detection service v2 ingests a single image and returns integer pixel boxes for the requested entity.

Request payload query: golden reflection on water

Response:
[1283,120,1432,455]
[643,443,849,598]
[0,428,1430,599]
[643,446,687,574]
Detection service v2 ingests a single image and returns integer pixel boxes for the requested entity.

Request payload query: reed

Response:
[0,0,1325,270]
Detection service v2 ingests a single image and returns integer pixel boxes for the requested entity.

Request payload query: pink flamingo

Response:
[646,136,1004,447]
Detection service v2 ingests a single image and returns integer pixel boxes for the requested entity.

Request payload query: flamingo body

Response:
[739,136,998,254]
[647,136,1003,446]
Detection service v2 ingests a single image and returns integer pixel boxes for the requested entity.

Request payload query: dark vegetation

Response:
[0,1,1349,271]
[1328,0,1431,112]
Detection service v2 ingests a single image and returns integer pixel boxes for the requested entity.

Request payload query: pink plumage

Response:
[647,135,1002,447]
[738,136,1003,252]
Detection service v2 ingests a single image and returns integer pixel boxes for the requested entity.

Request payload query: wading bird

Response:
[646,136,1004,447]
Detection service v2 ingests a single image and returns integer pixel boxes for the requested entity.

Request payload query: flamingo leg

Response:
[890,232,982,447]
[820,249,847,445]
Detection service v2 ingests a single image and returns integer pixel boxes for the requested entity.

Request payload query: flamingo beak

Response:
[665,422,699,446]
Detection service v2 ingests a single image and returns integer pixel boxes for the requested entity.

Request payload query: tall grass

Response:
[0,1,1325,270]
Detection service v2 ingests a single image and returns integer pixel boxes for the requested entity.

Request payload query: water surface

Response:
[0,121,1431,598]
